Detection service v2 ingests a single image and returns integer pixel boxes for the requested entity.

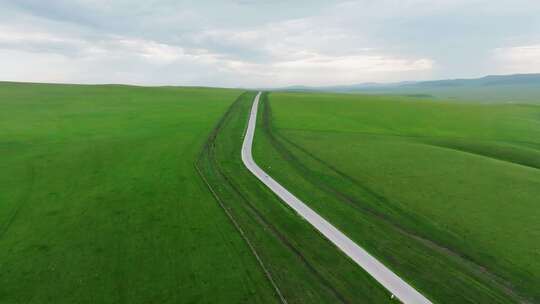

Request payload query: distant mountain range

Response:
[274,73,540,103]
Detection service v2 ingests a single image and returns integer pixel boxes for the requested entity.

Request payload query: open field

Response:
[196,91,397,303]
[242,93,431,304]
[254,92,540,303]
[3,82,538,304]
[3,0,540,302]
[0,83,281,303]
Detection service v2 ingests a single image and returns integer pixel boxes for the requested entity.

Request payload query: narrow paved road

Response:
[241,92,433,304]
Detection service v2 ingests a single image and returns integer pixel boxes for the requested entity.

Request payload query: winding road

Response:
[241,92,433,304]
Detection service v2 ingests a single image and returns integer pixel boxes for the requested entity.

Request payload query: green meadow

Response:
[0,83,279,303]
[254,92,540,303]
[196,92,393,303]
[2,82,539,304]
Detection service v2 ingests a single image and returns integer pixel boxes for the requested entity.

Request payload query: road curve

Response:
[241,92,433,304]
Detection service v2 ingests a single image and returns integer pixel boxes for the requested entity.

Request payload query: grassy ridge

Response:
[307,74,540,103]
[0,83,278,303]
[196,92,396,303]
[254,92,540,303]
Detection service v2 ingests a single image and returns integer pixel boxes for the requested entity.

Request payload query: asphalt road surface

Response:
[241,92,433,304]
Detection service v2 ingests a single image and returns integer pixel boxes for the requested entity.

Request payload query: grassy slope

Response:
[0,83,278,303]
[196,92,394,303]
[411,84,540,103]
[335,77,540,103]
[254,92,540,303]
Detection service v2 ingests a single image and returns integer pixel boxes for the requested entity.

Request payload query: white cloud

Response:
[267,53,434,86]
[0,17,435,87]
[1,0,539,86]
[492,44,540,74]
[217,51,433,87]
[275,53,432,72]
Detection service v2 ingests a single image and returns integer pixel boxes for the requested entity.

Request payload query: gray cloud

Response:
[0,0,539,86]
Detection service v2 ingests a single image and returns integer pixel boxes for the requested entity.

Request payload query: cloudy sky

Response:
[0,0,539,87]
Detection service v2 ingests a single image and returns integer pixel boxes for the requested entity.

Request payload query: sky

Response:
[0,0,539,87]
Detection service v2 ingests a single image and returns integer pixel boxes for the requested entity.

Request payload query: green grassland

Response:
[254,92,540,303]
[196,91,394,303]
[3,81,538,304]
[0,83,280,303]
